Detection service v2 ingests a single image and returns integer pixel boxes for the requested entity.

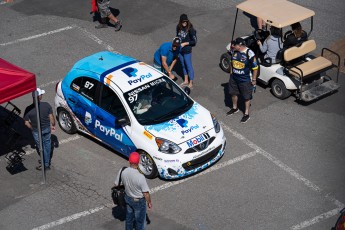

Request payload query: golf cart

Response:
[220,0,340,102]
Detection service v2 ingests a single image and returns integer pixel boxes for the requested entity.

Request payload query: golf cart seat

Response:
[284,40,333,78]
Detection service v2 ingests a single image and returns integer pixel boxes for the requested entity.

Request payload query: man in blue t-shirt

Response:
[226,37,258,123]
[153,37,182,80]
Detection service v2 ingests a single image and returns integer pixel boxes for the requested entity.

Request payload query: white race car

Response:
[55,51,226,179]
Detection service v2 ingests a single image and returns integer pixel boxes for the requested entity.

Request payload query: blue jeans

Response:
[125,194,146,230]
[32,126,51,167]
[179,53,194,80]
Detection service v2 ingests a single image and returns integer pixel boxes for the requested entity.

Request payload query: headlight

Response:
[211,113,220,133]
[155,137,181,154]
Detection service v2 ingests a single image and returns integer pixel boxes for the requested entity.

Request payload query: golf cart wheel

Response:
[58,108,77,134]
[138,151,158,179]
[271,79,291,99]
[220,53,231,73]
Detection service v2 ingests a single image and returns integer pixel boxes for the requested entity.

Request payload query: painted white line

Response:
[220,122,322,192]
[220,122,345,228]
[290,207,343,230]
[31,151,257,230]
[38,80,62,89]
[24,135,81,156]
[151,150,257,194]
[76,27,118,53]
[0,26,76,46]
[31,206,105,230]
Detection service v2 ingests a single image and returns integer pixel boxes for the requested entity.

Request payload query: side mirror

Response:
[115,117,130,127]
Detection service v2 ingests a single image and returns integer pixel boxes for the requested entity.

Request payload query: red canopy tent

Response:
[0,58,36,104]
[0,58,46,182]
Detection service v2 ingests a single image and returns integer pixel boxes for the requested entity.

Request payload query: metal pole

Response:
[34,90,46,184]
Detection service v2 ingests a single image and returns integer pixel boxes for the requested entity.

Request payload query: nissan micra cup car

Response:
[55,51,226,179]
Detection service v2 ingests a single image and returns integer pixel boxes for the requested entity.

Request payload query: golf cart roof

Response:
[237,0,315,28]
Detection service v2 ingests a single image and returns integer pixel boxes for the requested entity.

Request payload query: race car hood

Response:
[144,103,213,144]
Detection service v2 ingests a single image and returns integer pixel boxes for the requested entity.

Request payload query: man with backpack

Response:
[226,37,258,123]
[114,152,152,230]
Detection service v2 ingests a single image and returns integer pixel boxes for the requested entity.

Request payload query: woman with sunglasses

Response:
[176,14,197,89]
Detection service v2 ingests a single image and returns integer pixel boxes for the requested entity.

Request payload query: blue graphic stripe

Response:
[100,60,138,82]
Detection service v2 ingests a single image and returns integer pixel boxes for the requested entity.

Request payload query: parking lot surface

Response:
[1,0,344,229]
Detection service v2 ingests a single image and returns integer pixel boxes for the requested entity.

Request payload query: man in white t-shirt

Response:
[114,152,152,230]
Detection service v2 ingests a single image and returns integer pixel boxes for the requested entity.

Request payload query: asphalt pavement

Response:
[0,0,345,230]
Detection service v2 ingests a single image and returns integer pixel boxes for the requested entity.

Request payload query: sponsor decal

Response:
[153,156,162,161]
[72,83,80,92]
[181,124,199,135]
[164,159,180,163]
[95,120,123,141]
[176,119,188,128]
[122,67,138,77]
[85,111,92,125]
[232,60,245,69]
[187,133,209,148]
[128,73,153,85]
[143,130,153,140]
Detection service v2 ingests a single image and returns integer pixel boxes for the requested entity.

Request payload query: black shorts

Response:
[229,77,253,100]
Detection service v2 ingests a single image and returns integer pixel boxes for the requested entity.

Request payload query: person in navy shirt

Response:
[153,37,182,80]
[226,37,258,123]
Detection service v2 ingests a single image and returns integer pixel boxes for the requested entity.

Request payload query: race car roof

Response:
[237,0,315,28]
[71,51,164,92]
[73,51,138,75]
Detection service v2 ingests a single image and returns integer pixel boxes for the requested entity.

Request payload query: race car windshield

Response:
[124,76,193,125]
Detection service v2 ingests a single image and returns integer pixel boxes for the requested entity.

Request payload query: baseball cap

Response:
[32,88,46,97]
[172,37,181,47]
[180,14,189,22]
[233,37,246,46]
[129,152,140,164]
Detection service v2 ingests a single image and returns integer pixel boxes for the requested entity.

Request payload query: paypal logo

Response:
[176,119,188,128]
[122,67,138,77]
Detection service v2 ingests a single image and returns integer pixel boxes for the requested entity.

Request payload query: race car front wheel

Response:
[138,151,158,179]
[220,53,231,73]
[58,108,77,134]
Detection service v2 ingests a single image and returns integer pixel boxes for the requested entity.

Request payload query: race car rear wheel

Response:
[138,151,158,179]
[271,79,291,99]
[58,108,77,134]
[220,53,231,73]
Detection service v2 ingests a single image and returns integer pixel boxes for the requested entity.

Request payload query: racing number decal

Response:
[128,94,138,103]
[84,81,94,89]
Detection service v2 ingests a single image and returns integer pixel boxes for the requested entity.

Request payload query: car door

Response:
[67,76,100,135]
[94,84,136,156]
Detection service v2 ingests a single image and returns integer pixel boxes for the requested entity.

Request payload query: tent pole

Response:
[34,91,46,184]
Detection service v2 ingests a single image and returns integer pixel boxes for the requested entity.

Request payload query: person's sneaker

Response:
[240,114,250,123]
[95,23,108,29]
[114,20,122,31]
[226,108,239,116]
[36,165,51,171]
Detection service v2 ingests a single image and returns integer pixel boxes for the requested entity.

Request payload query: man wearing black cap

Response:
[226,37,258,123]
[153,37,183,80]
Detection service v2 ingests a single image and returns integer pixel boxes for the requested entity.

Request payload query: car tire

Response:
[138,151,158,179]
[271,79,291,99]
[220,53,231,73]
[57,108,77,134]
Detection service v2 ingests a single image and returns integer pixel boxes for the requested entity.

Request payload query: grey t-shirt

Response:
[24,102,53,130]
[115,167,150,199]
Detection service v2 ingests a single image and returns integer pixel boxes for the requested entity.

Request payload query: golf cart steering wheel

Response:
[254,30,263,41]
